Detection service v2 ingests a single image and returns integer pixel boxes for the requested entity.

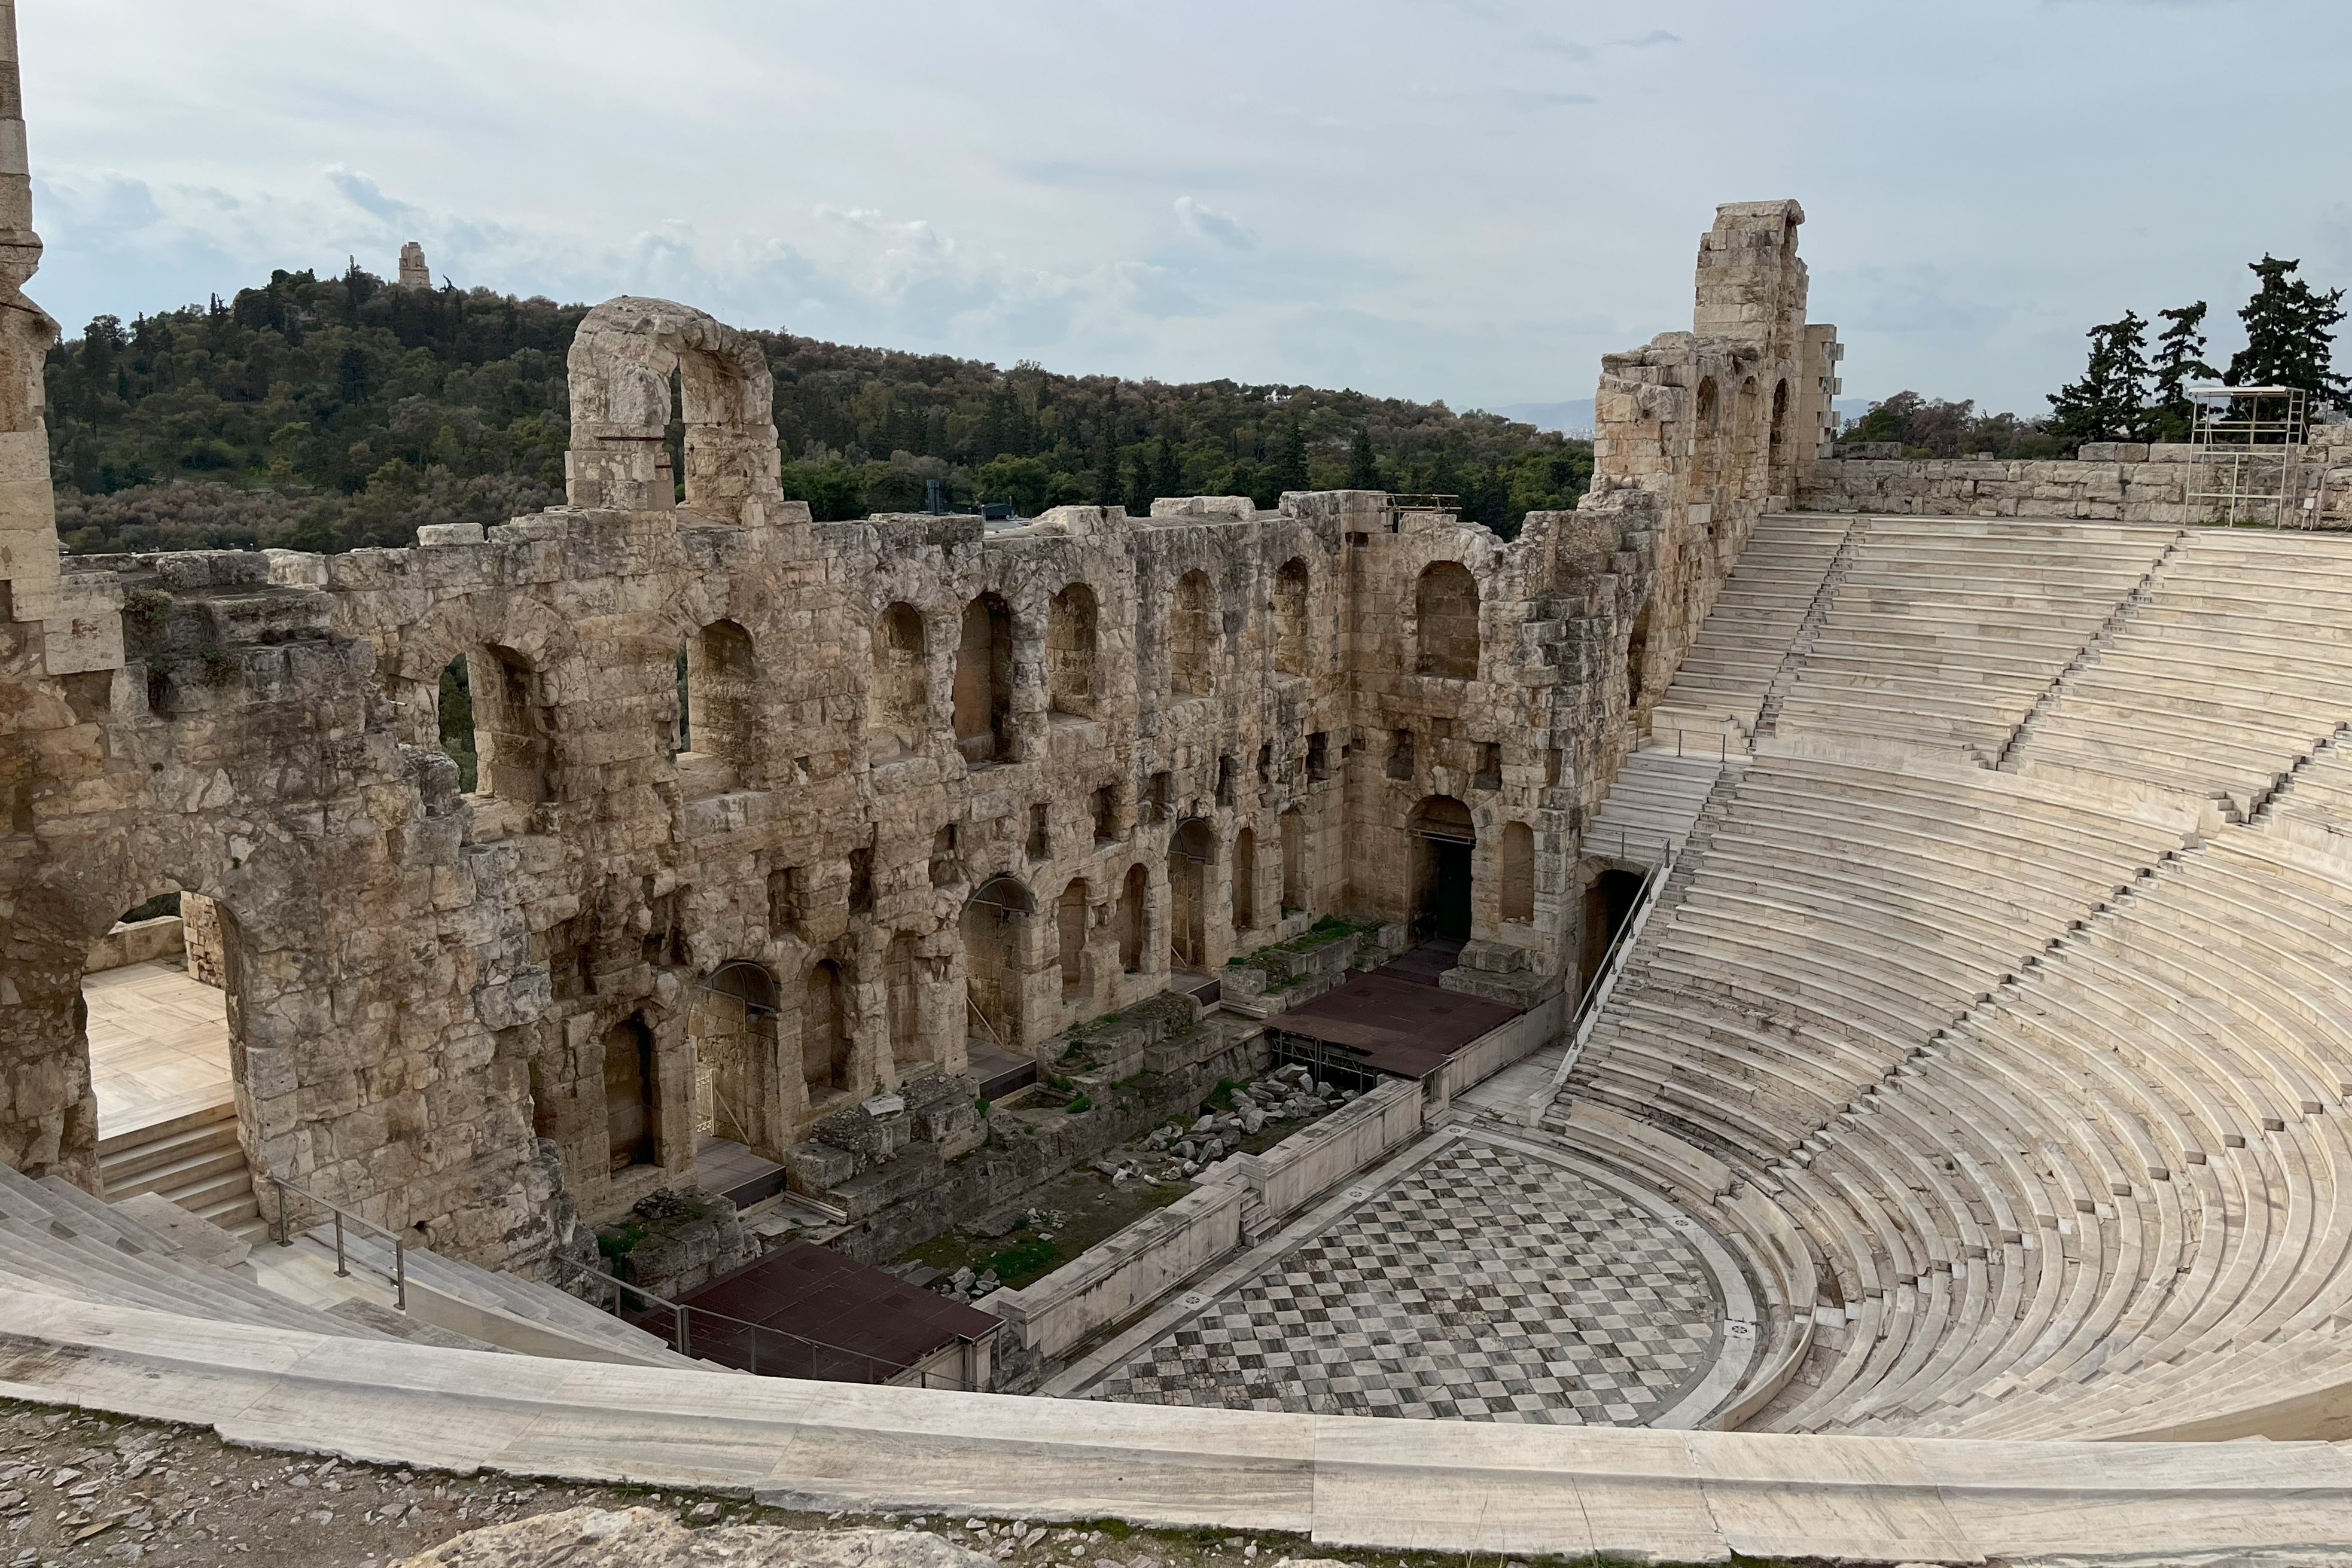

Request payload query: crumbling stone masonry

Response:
[0,56,1832,1277]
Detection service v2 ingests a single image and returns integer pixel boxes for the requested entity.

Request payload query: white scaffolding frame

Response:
[2186,385,2309,527]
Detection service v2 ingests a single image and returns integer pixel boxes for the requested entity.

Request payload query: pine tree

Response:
[1271,416,1309,495]
[1346,425,1381,489]
[2147,301,2218,441]
[2225,255,2348,411]
[1151,433,1183,498]
[2046,312,2152,449]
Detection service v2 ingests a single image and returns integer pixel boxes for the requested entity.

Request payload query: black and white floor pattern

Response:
[1082,1136,1723,1423]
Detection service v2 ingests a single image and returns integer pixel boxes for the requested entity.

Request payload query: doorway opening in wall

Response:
[802,960,853,1110]
[604,1014,659,1174]
[689,961,788,1206]
[1408,795,1476,945]
[961,877,1035,1102]
[1579,868,1647,997]
[78,886,263,1237]
[1168,817,1217,973]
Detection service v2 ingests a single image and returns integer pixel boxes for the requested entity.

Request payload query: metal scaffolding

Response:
[2186,385,2308,527]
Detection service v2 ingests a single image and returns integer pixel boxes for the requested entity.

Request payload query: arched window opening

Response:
[680,618,757,791]
[1171,569,1217,698]
[1056,879,1089,999]
[1117,863,1147,974]
[465,643,552,803]
[1689,376,1720,505]
[604,1014,658,1172]
[1273,557,1309,677]
[885,934,927,1067]
[1168,817,1217,971]
[961,876,1034,1051]
[1280,807,1306,914]
[1232,827,1257,932]
[802,959,851,1100]
[1768,378,1792,496]
[436,655,477,792]
[1625,600,1654,708]
[953,593,1014,765]
[1407,795,1476,944]
[690,961,780,1157]
[1413,562,1480,679]
[1735,376,1761,512]
[871,602,928,761]
[1500,821,1535,923]
[1047,583,1099,719]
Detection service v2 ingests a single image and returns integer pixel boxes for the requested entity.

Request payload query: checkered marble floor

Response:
[1080,1137,1722,1423]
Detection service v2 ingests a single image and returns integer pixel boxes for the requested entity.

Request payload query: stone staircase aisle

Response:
[98,1099,263,1240]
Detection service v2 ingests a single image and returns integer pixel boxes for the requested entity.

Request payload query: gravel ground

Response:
[0,1397,1540,1568]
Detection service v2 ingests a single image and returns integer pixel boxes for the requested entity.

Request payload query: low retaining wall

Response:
[1212,1076,1425,1225]
[1799,431,2352,524]
[1802,443,2195,522]
[1423,996,1559,1116]
[983,1076,1427,1383]
[84,914,185,975]
[983,1182,1248,1368]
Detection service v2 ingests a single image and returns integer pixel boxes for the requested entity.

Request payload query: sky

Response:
[19,1,2351,422]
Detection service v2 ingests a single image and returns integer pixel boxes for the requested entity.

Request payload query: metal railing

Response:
[267,1173,406,1311]
[1543,840,1677,1102]
[547,1253,976,1389]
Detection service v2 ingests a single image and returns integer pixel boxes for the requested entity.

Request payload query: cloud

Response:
[1607,29,1681,47]
[1174,196,1256,250]
[323,167,424,225]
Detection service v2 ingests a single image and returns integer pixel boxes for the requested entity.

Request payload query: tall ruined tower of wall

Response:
[0,2,117,1185]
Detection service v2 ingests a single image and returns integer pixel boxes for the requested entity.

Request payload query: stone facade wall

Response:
[0,156,1829,1270]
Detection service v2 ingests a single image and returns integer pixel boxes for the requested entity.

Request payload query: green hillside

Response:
[44,264,1591,555]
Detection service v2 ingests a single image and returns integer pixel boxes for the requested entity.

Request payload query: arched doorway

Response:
[1625,600,1653,708]
[604,1014,659,1173]
[1056,879,1090,999]
[961,875,1034,1051]
[1117,863,1148,973]
[689,960,779,1157]
[1168,817,1217,970]
[800,961,851,1103]
[1047,583,1099,718]
[76,886,257,1230]
[1408,795,1476,943]
[1232,826,1257,932]
[885,933,927,1067]
[1280,807,1306,914]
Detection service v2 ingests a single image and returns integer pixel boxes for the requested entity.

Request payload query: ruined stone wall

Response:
[0,185,1825,1270]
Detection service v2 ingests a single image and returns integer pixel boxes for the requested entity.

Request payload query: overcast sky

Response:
[20,1,2349,420]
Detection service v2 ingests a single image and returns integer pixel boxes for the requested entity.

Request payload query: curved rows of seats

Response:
[1570,520,2352,1438]
[1568,752,2190,1175]
[2006,530,2352,814]
[1769,519,2176,762]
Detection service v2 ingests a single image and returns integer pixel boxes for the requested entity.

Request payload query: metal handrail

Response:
[267,1173,406,1311]
[546,1252,971,1389]
[1543,840,1677,1103]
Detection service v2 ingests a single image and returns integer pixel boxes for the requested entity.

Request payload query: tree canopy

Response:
[44,264,1592,555]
